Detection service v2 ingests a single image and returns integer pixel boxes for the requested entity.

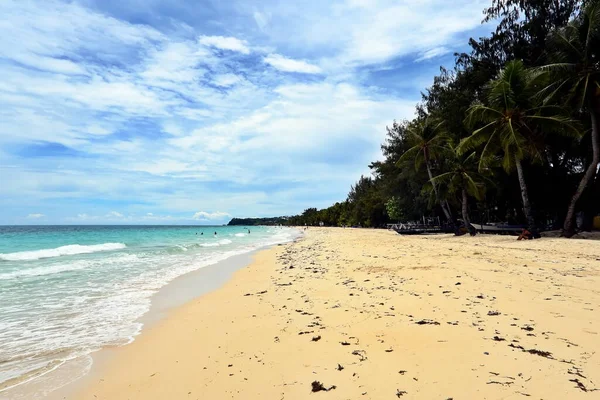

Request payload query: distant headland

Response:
[227,217,289,226]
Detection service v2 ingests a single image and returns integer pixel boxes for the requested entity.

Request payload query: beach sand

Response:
[70,228,600,399]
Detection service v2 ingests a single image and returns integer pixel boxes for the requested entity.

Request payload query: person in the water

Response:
[214,231,217,235]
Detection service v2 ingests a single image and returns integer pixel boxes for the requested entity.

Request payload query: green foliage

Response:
[385,197,403,222]
[431,150,489,201]
[461,60,579,172]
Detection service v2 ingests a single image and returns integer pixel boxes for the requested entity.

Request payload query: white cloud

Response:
[264,54,322,74]
[162,122,185,136]
[253,11,270,31]
[146,213,153,216]
[26,213,44,219]
[86,124,114,136]
[192,211,231,221]
[252,0,488,65]
[415,46,451,62]
[106,211,124,218]
[198,35,250,54]
[213,74,243,87]
[141,42,208,83]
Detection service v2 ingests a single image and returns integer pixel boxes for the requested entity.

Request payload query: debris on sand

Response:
[352,350,367,361]
[569,378,592,392]
[521,325,534,331]
[526,348,552,358]
[311,381,336,392]
[415,319,440,325]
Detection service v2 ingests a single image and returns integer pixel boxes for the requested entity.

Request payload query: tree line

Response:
[287,0,600,237]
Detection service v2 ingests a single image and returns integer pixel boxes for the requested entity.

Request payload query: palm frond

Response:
[478,129,500,171]
[458,121,496,155]
[526,115,582,138]
[464,105,503,128]
[397,146,420,167]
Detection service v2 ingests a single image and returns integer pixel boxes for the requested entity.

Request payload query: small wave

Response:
[199,239,232,248]
[0,263,89,280]
[199,243,220,247]
[0,243,127,262]
[234,233,246,237]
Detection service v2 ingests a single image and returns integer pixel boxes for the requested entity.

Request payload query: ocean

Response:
[0,225,298,397]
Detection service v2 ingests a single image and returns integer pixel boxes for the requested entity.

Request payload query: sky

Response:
[0,0,493,225]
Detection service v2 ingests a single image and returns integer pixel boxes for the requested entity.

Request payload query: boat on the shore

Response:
[388,219,527,236]
[387,217,456,235]
[470,222,527,235]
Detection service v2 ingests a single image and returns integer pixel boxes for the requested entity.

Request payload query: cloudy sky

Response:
[0,0,492,225]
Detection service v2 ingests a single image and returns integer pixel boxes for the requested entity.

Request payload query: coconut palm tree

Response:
[460,60,579,234]
[542,0,600,237]
[398,117,453,222]
[431,148,489,236]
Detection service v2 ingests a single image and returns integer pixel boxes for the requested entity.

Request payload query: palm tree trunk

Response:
[444,199,454,220]
[462,187,475,236]
[515,157,538,234]
[426,160,453,222]
[563,100,600,237]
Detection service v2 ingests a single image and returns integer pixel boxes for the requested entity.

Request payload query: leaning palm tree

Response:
[541,0,600,237]
[431,148,489,236]
[460,60,579,234]
[398,117,453,222]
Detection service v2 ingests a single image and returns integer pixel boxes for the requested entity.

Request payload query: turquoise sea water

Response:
[0,225,298,395]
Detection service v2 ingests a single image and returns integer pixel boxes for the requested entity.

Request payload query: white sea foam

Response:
[234,233,246,237]
[0,253,139,280]
[0,243,127,261]
[199,239,232,247]
[0,263,89,280]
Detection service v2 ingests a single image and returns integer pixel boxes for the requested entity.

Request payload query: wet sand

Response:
[71,228,600,399]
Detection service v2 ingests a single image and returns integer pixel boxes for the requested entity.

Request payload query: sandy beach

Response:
[68,228,600,399]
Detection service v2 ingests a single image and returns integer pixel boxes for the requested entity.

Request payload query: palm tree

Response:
[460,60,579,234]
[542,0,600,237]
[398,117,453,222]
[432,148,489,236]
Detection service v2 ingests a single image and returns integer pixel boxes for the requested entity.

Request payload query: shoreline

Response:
[48,249,279,400]
[5,231,301,400]
[59,228,600,399]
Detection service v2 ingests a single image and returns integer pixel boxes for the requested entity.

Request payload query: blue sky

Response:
[0,0,493,225]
